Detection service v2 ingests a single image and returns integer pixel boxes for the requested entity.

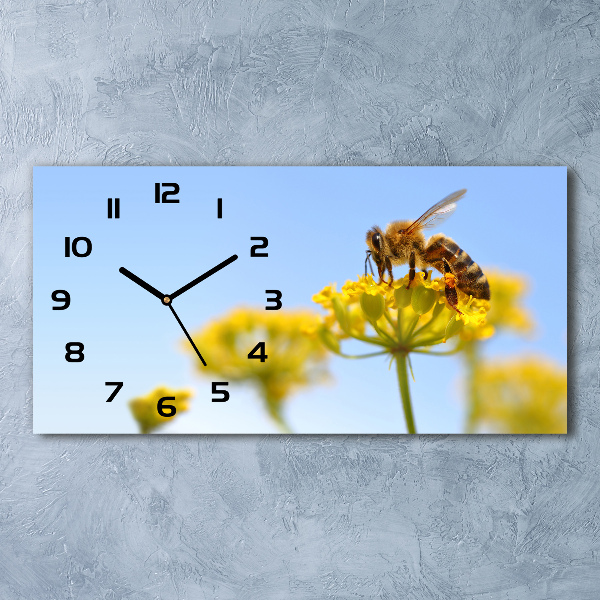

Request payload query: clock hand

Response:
[119,267,206,364]
[169,254,238,301]
[119,267,165,301]
[168,304,207,366]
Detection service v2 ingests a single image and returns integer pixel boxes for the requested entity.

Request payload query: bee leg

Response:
[385,256,394,285]
[365,251,375,278]
[422,270,429,280]
[373,260,385,284]
[443,259,462,314]
[407,251,416,289]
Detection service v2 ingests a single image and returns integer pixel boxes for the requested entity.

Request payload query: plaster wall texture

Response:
[0,1,597,598]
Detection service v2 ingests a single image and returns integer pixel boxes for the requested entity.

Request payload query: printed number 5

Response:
[212,382,229,402]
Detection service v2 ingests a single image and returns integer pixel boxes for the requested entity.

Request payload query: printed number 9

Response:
[52,290,70,310]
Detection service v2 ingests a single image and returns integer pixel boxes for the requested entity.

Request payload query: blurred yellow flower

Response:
[129,386,193,434]
[486,270,534,333]
[187,308,329,431]
[469,356,567,433]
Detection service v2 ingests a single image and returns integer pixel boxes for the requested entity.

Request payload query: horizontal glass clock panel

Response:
[33,166,567,434]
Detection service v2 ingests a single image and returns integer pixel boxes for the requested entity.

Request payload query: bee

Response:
[365,189,490,313]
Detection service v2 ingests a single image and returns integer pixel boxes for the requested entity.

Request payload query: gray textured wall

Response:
[0,0,597,597]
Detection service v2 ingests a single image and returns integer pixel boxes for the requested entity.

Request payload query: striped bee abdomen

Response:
[425,234,490,300]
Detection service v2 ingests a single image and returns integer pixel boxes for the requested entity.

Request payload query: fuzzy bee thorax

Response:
[384,220,426,266]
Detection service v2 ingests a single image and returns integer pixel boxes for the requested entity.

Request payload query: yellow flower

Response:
[129,386,193,434]
[313,273,492,434]
[469,356,567,433]
[186,308,329,431]
[313,273,491,354]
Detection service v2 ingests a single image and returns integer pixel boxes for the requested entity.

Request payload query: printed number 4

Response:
[248,342,267,362]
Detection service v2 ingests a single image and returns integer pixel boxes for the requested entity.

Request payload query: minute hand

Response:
[169,254,238,301]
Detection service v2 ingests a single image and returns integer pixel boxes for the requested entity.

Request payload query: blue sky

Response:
[33,166,566,433]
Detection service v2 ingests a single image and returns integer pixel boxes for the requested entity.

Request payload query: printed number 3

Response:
[265,290,282,310]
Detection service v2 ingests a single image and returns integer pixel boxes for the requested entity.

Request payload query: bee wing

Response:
[404,189,466,234]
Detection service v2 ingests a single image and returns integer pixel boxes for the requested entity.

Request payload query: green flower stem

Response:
[371,319,396,344]
[338,350,390,359]
[275,419,293,434]
[401,312,420,343]
[265,400,293,434]
[395,352,416,434]
[395,306,403,338]
[348,333,391,347]
[412,345,462,356]
[411,323,446,345]
[384,311,396,329]
[464,341,480,434]
[411,334,448,347]
[411,305,445,340]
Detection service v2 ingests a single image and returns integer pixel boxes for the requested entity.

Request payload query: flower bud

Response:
[431,298,446,320]
[411,285,436,315]
[318,327,341,353]
[444,314,464,341]
[331,296,349,333]
[360,291,385,321]
[394,285,412,308]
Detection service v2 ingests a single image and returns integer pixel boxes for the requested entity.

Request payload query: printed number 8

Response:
[65,342,84,362]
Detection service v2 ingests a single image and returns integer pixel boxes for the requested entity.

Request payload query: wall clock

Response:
[34,166,565,434]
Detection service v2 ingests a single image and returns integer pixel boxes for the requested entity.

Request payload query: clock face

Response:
[34,166,566,434]
[34,166,285,433]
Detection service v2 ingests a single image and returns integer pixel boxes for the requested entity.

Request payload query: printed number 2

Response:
[250,237,268,257]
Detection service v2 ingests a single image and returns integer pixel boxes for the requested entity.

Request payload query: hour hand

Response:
[119,267,165,302]
[169,254,238,301]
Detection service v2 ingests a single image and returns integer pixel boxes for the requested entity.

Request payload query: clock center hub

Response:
[163,296,171,305]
